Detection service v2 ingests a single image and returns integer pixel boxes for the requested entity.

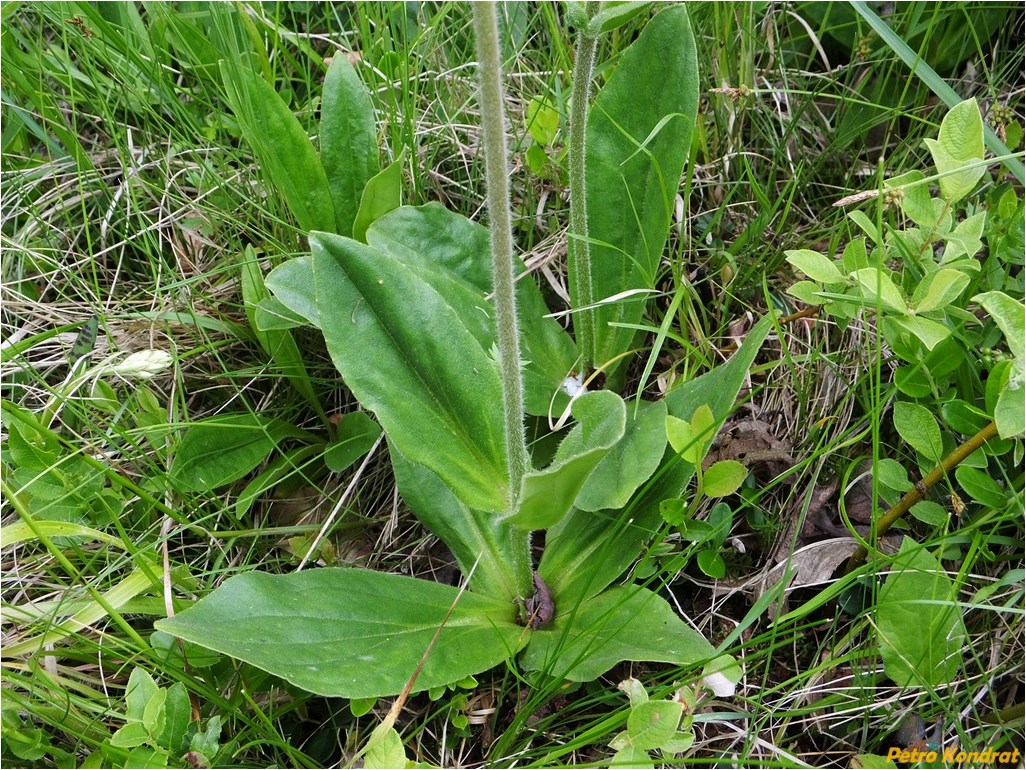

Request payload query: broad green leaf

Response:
[955,466,1008,509]
[320,54,378,237]
[876,538,968,687]
[892,401,943,464]
[158,684,191,756]
[171,413,288,493]
[785,249,845,284]
[909,501,947,526]
[626,700,682,751]
[852,268,907,313]
[911,269,969,313]
[323,412,381,472]
[994,387,1025,439]
[156,568,525,699]
[311,233,509,513]
[973,291,1025,362]
[390,444,524,603]
[665,415,695,461]
[352,151,404,243]
[526,97,559,145]
[125,668,160,722]
[520,585,716,681]
[848,210,881,244]
[110,722,150,749]
[507,391,627,530]
[220,63,335,233]
[240,247,324,420]
[366,204,577,416]
[923,99,985,204]
[787,280,828,306]
[265,256,320,328]
[702,460,747,498]
[364,727,409,770]
[842,237,870,272]
[886,315,952,351]
[578,6,698,372]
[576,399,667,512]
[888,171,933,228]
[539,317,772,607]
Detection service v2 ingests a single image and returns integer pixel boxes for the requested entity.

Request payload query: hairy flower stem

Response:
[472,2,532,597]
[567,3,600,371]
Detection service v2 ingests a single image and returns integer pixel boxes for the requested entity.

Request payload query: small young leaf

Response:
[659,498,686,527]
[886,315,953,351]
[702,460,748,498]
[526,97,559,145]
[994,387,1025,439]
[876,458,912,494]
[665,415,696,461]
[973,291,1025,362]
[125,668,160,722]
[352,151,405,243]
[349,697,377,718]
[265,256,320,328]
[617,678,649,707]
[696,549,726,578]
[323,412,381,472]
[157,684,191,756]
[785,249,845,284]
[610,745,654,769]
[787,280,828,306]
[509,391,627,529]
[892,402,944,464]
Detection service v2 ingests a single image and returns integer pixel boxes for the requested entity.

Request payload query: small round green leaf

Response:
[702,460,748,498]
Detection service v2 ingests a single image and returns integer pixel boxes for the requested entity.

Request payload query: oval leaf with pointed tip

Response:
[320,54,378,237]
[506,391,626,530]
[171,413,287,493]
[155,568,525,699]
[520,585,716,682]
[576,399,667,512]
[220,64,335,233]
[578,6,699,373]
[876,538,968,688]
[311,233,509,513]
